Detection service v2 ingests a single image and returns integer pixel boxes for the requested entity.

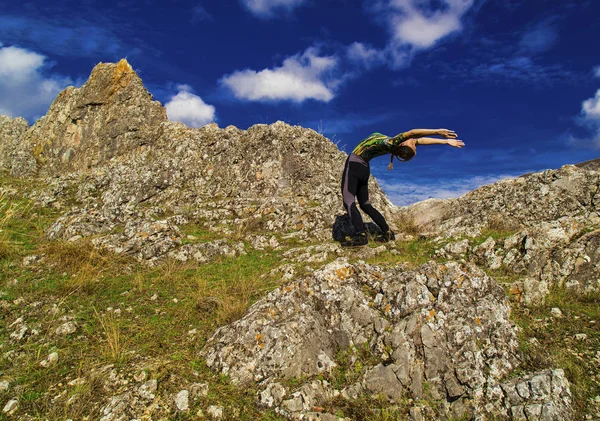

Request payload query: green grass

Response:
[511,286,600,417]
[364,237,440,268]
[0,177,289,420]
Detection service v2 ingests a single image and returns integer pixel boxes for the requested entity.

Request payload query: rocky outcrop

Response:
[202,259,572,420]
[36,119,394,254]
[404,165,600,238]
[0,115,31,176]
[0,60,396,257]
[16,59,167,176]
[436,218,600,303]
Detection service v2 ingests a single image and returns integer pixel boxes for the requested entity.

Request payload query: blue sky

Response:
[1,0,599,205]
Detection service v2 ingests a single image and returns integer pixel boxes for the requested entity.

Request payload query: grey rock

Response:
[16,59,167,177]
[55,321,77,336]
[203,259,521,418]
[137,379,157,401]
[260,382,287,407]
[487,369,573,420]
[0,380,9,392]
[437,238,470,258]
[174,390,189,411]
[403,165,600,238]
[40,352,59,367]
[207,405,224,419]
[2,399,18,414]
[190,382,209,398]
[99,392,134,421]
[364,364,403,401]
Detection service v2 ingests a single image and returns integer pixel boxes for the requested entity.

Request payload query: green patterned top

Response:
[351,132,409,161]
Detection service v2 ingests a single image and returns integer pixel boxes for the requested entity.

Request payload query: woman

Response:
[340,128,464,247]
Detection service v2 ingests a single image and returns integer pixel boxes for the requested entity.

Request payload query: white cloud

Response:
[0,45,72,121]
[387,0,474,49]
[165,85,216,128]
[577,88,600,149]
[365,0,475,68]
[346,42,385,69]
[594,66,600,78]
[582,89,600,120]
[220,47,339,102]
[379,174,517,206]
[240,0,306,18]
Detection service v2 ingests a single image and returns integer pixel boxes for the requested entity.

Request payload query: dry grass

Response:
[41,239,132,294]
[94,307,126,362]
[0,192,20,260]
[194,261,273,327]
[232,216,263,241]
[392,213,421,236]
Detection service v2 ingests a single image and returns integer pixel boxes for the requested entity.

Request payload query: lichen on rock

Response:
[202,259,570,419]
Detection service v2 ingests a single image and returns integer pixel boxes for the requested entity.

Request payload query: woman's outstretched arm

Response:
[415,137,465,147]
[403,128,457,139]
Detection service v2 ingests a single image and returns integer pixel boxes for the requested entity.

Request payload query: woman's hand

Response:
[437,129,458,139]
[447,139,465,148]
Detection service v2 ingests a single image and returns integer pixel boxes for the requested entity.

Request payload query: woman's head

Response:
[388,139,417,170]
[394,139,417,161]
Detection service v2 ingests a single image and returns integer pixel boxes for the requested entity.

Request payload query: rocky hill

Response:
[0,60,598,421]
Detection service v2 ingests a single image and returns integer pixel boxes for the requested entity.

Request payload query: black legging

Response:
[341,154,389,235]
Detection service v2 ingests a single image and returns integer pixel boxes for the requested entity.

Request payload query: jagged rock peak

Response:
[9,59,167,176]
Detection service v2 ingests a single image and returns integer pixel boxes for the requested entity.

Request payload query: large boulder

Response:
[202,259,572,419]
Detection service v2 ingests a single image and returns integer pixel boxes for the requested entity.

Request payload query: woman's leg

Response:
[356,182,390,234]
[341,158,366,234]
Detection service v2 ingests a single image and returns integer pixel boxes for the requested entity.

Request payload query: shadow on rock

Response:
[332,214,382,242]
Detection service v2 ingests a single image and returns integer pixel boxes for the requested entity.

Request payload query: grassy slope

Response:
[0,174,598,420]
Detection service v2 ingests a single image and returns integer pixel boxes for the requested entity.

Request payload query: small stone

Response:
[55,322,77,336]
[134,370,148,382]
[550,308,563,318]
[409,406,424,421]
[190,382,209,398]
[68,378,86,386]
[207,405,224,419]
[0,380,9,392]
[138,379,157,400]
[2,399,18,414]
[175,390,189,411]
[574,333,588,340]
[150,294,158,301]
[47,352,59,365]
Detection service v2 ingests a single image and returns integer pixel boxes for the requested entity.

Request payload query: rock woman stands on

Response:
[341,128,465,247]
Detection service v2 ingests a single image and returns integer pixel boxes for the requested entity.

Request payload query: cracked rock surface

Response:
[202,259,571,420]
